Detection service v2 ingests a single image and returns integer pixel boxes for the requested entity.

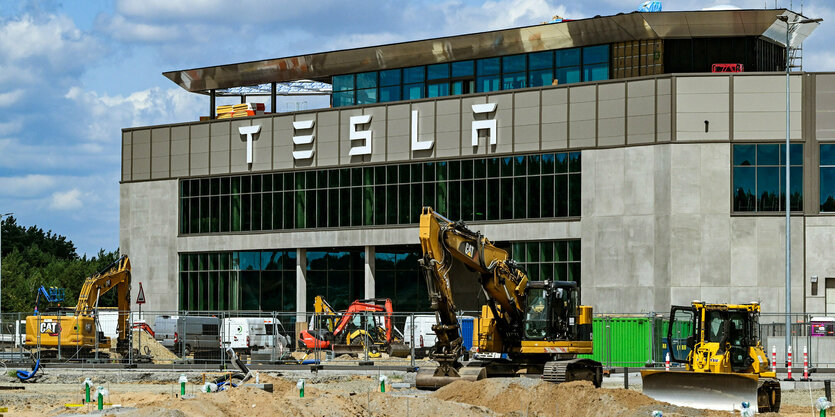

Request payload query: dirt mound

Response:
[132,330,178,361]
[433,379,730,417]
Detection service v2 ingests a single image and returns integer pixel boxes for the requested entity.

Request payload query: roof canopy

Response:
[164,8,812,94]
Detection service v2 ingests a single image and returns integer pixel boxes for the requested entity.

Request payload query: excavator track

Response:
[542,358,603,387]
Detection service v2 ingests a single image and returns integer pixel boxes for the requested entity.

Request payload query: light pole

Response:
[777,15,822,369]
[0,212,13,314]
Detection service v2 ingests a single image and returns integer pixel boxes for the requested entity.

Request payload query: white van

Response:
[402,314,476,358]
[223,317,290,354]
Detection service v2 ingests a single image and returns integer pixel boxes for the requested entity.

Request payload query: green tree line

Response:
[1,216,119,313]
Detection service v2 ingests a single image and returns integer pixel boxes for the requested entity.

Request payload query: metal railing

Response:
[2,310,835,371]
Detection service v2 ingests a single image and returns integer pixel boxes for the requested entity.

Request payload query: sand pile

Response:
[132,330,178,361]
[433,379,734,417]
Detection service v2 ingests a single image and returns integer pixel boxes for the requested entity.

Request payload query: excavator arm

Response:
[418,207,530,387]
[75,255,132,343]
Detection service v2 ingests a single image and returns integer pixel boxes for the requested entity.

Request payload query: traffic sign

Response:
[136,282,146,304]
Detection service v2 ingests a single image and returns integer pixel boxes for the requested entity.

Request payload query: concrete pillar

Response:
[365,246,375,299]
[296,248,307,321]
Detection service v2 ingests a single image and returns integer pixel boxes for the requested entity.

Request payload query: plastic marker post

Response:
[178,374,188,396]
[803,345,810,381]
[83,378,92,403]
[786,346,795,381]
[379,375,388,393]
[297,379,305,398]
[772,346,777,374]
[95,386,107,411]
[665,352,670,371]
[817,397,832,417]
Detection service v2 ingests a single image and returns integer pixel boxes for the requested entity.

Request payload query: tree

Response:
[0,216,118,313]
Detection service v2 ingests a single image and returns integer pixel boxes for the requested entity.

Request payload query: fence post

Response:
[410,313,415,369]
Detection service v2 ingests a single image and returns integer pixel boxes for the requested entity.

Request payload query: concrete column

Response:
[365,246,375,299]
[296,248,307,321]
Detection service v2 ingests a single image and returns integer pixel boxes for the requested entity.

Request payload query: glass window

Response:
[556,48,581,67]
[555,67,581,84]
[529,69,554,87]
[356,88,378,104]
[757,144,779,165]
[822,144,835,165]
[403,66,425,83]
[380,69,401,86]
[734,144,755,165]
[451,60,474,77]
[332,91,354,107]
[427,63,450,80]
[733,144,803,212]
[332,74,354,91]
[379,86,401,102]
[477,75,500,92]
[529,51,554,70]
[356,71,377,89]
[583,45,609,64]
[476,57,500,75]
[502,73,526,90]
[583,63,609,82]
[404,83,424,99]
[502,54,526,73]
[427,82,450,98]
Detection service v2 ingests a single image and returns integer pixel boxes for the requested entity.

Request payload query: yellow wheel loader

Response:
[641,302,780,412]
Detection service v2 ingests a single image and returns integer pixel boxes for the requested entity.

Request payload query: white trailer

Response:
[223,317,289,355]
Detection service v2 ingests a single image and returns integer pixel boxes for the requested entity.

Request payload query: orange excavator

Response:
[298,296,408,357]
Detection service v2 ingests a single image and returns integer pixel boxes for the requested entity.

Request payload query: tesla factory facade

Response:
[120,9,835,320]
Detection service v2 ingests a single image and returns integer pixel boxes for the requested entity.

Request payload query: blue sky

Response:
[1,0,834,256]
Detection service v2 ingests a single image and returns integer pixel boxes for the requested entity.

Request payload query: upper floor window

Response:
[331,45,610,107]
[820,144,835,212]
[733,143,803,212]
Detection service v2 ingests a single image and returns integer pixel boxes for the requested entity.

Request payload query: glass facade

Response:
[178,251,296,311]
[332,45,610,107]
[374,246,429,312]
[507,240,581,284]
[305,249,365,311]
[179,152,582,235]
[820,144,835,212]
[732,144,803,212]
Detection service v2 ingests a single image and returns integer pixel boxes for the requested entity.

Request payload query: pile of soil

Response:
[131,330,178,361]
[433,379,732,417]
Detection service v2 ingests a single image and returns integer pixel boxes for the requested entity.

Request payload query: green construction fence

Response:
[578,316,671,367]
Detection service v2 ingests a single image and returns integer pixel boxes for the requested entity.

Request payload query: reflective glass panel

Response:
[379,69,401,86]
[332,74,354,91]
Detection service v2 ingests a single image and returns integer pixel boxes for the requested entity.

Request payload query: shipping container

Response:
[579,317,653,367]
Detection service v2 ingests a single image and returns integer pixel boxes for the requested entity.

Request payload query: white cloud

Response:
[0,89,24,107]
[64,86,205,141]
[0,174,56,197]
[50,188,83,210]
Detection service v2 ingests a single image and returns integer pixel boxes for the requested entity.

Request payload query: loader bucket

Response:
[640,370,759,411]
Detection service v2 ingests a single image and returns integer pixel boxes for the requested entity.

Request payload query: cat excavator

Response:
[641,302,781,412]
[416,207,602,389]
[24,256,132,357]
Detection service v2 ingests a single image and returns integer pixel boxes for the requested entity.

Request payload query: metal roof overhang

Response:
[163,8,806,94]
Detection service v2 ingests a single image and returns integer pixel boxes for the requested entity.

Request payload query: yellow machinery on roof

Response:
[25,255,132,356]
[641,301,781,412]
[416,207,601,389]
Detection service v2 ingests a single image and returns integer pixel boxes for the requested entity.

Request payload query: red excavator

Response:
[298,296,408,357]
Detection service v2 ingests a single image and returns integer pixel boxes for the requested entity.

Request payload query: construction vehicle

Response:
[33,286,65,314]
[416,207,602,389]
[641,301,781,412]
[298,296,409,357]
[24,256,132,357]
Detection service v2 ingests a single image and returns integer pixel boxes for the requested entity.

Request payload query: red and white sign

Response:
[136,282,146,305]
[711,63,744,73]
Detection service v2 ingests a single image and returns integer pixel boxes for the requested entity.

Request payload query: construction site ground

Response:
[0,368,829,417]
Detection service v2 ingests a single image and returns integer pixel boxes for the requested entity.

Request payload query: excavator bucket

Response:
[640,370,759,411]
[415,365,486,390]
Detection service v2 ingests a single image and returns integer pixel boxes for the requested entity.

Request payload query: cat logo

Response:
[464,243,475,258]
[40,321,61,337]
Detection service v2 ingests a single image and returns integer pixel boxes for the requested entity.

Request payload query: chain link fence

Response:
[2,310,835,371]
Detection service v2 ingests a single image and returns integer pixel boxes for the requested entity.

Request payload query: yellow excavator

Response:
[641,302,781,412]
[416,207,602,389]
[24,255,132,357]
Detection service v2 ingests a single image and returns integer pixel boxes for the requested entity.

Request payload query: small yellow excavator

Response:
[24,256,132,357]
[641,301,780,412]
[416,207,601,389]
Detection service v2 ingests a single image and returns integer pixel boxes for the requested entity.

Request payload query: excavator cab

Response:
[523,282,579,341]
